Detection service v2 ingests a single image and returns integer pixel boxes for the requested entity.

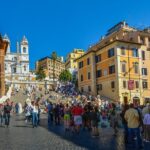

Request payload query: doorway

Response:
[123,96,128,104]
[133,97,140,105]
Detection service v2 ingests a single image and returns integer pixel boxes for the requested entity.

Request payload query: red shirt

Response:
[72,106,83,116]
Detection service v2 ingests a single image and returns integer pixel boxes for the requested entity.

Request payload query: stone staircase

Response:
[11,90,28,105]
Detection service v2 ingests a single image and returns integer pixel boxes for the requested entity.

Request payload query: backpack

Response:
[135,108,143,127]
[96,112,100,122]
[4,105,12,113]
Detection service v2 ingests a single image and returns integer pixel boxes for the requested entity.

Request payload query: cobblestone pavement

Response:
[0,114,150,150]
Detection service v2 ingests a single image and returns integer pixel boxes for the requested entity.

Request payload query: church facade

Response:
[4,35,30,82]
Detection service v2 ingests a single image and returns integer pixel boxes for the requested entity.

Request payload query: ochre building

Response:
[36,56,65,80]
[76,22,150,104]
[65,49,84,72]
[0,35,8,97]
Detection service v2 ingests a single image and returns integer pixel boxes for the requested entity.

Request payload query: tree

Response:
[51,51,57,82]
[36,67,46,81]
[59,70,72,83]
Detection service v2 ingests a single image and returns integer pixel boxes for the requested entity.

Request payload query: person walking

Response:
[15,103,19,114]
[110,103,119,136]
[71,103,83,134]
[90,106,100,137]
[64,104,70,131]
[143,105,150,142]
[0,103,4,126]
[120,104,129,143]
[125,103,143,149]
[4,100,12,127]
[54,104,61,125]
[31,102,39,128]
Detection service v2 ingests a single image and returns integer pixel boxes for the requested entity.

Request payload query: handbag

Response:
[25,112,30,117]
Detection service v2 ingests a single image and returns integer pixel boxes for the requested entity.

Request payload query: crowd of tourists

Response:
[44,94,150,149]
[1,85,150,149]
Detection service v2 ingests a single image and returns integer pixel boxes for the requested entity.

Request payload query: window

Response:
[142,80,148,89]
[95,54,101,63]
[88,86,91,92]
[97,84,102,91]
[133,63,139,74]
[96,70,102,78]
[142,51,145,60]
[5,64,7,70]
[13,67,16,73]
[132,48,138,57]
[23,47,26,53]
[148,38,150,47]
[111,81,115,88]
[135,81,139,88]
[81,87,84,92]
[108,48,115,58]
[81,75,83,81]
[121,47,125,55]
[109,65,115,74]
[140,37,145,45]
[142,68,148,75]
[14,57,17,61]
[123,81,126,88]
[79,61,83,68]
[121,63,126,72]
[24,65,26,71]
[88,72,91,79]
[103,69,108,76]
[87,58,90,65]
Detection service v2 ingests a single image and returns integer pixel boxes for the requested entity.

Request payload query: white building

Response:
[3,34,30,81]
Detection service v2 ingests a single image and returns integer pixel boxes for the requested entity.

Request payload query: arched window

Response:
[23,47,26,53]
[14,57,17,61]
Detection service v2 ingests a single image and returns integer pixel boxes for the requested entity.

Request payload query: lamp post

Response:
[44,78,48,94]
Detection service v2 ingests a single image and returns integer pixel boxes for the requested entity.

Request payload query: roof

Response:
[38,56,50,61]
[38,56,64,63]
[75,39,141,61]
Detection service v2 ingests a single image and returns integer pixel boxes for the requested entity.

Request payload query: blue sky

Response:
[0,0,150,69]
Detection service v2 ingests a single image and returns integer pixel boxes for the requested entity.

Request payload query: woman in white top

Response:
[143,105,150,142]
[31,101,39,128]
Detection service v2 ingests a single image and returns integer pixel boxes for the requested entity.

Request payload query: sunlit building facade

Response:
[76,22,150,104]
[36,56,65,80]
[4,35,30,81]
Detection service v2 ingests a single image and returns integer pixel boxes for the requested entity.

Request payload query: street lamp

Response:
[44,78,48,94]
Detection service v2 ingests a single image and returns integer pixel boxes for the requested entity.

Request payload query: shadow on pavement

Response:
[40,118,127,150]
[13,125,33,128]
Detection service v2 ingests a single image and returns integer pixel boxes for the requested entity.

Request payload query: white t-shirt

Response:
[31,105,38,113]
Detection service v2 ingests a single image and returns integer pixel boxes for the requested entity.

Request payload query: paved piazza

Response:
[0,114,149,150]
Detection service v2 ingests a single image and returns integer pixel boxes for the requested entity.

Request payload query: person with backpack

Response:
[125,103,143,149]
[4,100,12,127]
[90,106,100,137]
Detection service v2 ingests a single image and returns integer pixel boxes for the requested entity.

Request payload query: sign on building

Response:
[128,80,134,90]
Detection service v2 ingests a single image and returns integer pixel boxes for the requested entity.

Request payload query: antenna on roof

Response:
[134,23,147,30]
